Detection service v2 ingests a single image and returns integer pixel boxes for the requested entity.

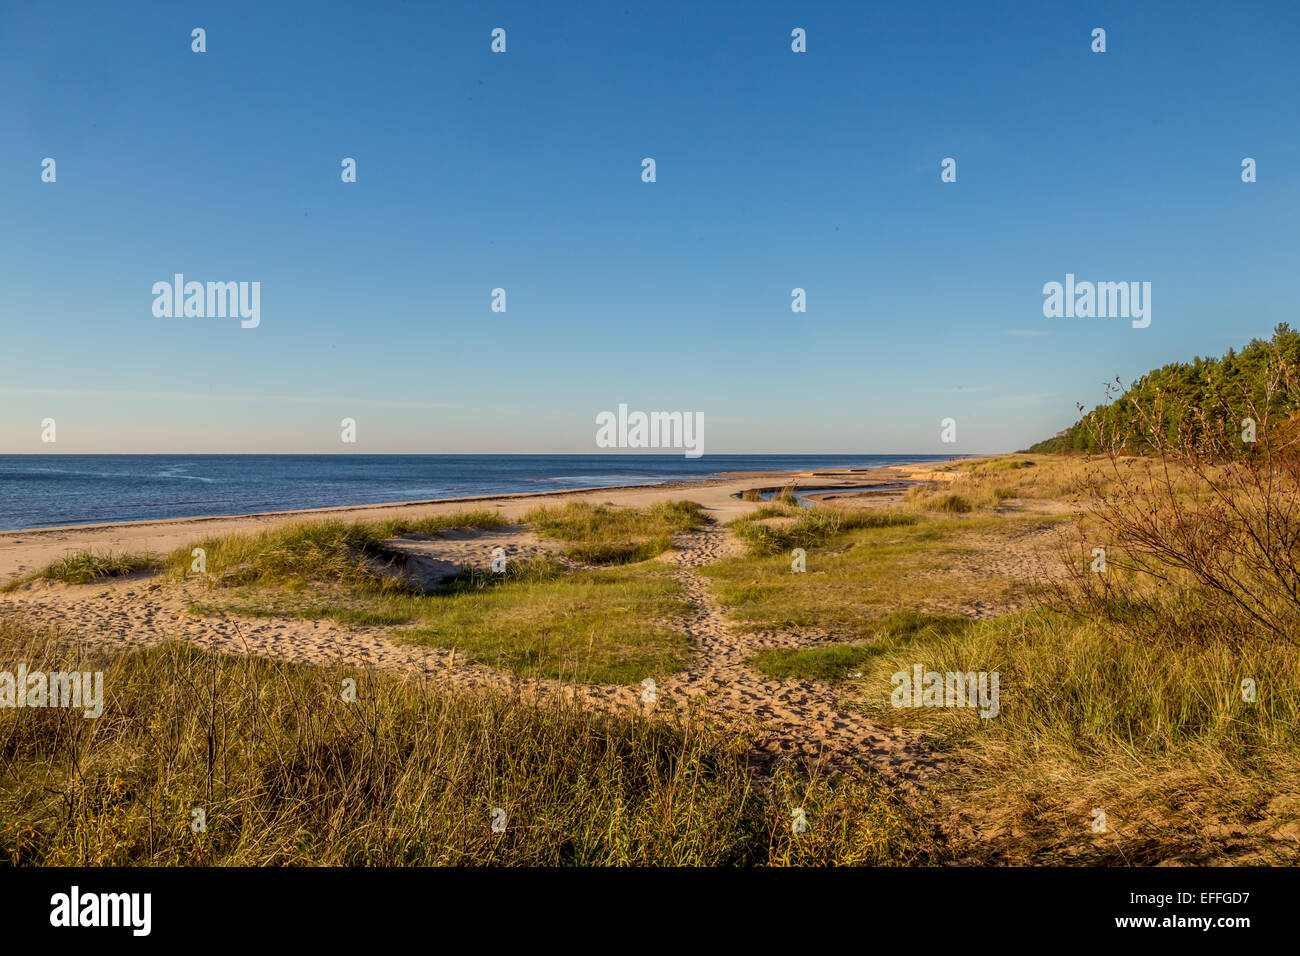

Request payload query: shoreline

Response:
[0,460,966,582]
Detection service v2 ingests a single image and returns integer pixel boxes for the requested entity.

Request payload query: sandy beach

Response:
[0,461,957,584]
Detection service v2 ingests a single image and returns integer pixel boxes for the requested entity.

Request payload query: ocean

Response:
[0,454,956,531]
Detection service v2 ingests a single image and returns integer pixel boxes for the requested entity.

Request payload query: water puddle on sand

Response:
[741,483,917,507]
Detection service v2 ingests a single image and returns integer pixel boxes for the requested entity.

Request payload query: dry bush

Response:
[1060,344,1300,645]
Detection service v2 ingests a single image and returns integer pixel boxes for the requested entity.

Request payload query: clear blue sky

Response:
[2,0,1297,454]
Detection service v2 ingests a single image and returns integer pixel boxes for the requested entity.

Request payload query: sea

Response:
[0,454,956,531]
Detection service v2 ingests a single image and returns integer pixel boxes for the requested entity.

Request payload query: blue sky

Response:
[2,0,1297,454]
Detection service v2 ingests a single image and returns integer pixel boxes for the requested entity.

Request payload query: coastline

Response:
[0,460,963,583]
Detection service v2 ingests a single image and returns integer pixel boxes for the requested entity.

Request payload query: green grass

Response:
[750,643,888,683]
[162,510,507,591]
[174,503,718,683]
[703,512,1041,638]
[748,612,973,682]
[188,555,693,685]
[393,559,692,683]
[0,619,952,866]
[523,500,710,564]
[730,504,918,555]
[2,550,162,590]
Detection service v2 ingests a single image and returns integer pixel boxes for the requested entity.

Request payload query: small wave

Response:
[156,467,217,483]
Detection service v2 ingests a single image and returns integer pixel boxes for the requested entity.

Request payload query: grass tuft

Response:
[162,510,507,591]
[2,550,161,591]
[523,500,710,564]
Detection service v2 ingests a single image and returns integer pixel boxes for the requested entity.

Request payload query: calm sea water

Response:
[0,455,956,531]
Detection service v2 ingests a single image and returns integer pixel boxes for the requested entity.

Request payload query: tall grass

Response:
[730,505,917,555]
[835,606,1300,862]
[162,510,507,592]
[0,620,950,866]
[523,500,710,564]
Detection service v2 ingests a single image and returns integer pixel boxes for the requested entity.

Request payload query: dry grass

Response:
[0,619,951,866]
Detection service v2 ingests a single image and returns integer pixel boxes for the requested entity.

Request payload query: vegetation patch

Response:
[523,500,710,565]
[162,510,507,592]
[3,551,162,591]
[703,513,1042,637]
[730,504,917,555]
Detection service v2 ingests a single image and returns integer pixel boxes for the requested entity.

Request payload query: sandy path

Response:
[646,524,941,780]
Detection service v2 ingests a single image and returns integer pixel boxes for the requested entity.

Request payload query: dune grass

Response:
[703,510,1048,638]
[2,550,162,591]
[748,611,974,682]
[907,491,973,513]
[0,619,951,866]
[391,559,693,683]
[825,605,1300,863]
[729,503,918,555]
[904,485,1017,513]
[162,510,507,591]
[729,453,1300,863]
[523,500,710,564]
[189,556,692,685]
[906,453,1140,511]
[173,503,718,683]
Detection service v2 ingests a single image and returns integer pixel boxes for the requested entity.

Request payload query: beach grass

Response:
[1,550,162,591]
[188,556,692,685]
[726,455,1300,863]
[522,500,710,564]
[701,510,1050,638]
[173,502,718,683]
[827,605,1300,863]
[0,619,951,866]
[728,503,918,555]
[161,510,507,591]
